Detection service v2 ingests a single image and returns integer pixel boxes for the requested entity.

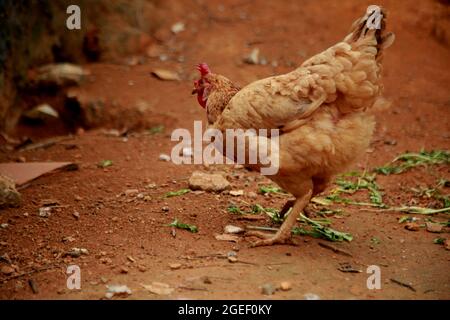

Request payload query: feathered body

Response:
[193,6,394,246]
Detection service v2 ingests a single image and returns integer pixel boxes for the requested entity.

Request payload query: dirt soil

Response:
[0,0,449,299]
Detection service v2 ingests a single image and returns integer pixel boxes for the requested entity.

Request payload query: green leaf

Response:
[433,237,445,245]
[164,189,191,198]
[98,160,113,168]
[258,185,288,195]
[168,219,198,233]
[148,125,165,135]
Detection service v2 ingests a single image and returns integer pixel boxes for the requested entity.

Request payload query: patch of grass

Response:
[292,213,353,242]
[167,219,198,233]
[374,150,449,175]
[433,237,446,245]
[98,160,113,168]
[148,125,165,135]
[258,185,288,195]
[164,189,190,198]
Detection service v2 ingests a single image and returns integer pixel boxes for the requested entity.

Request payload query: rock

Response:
[1,265,14,275]
[124,189,139,196]
[230,190,244,197]
[119,266,129,274]
[215,234,240,243]
[444,239,450,251]
[169,263,182,270]
[0,223,8,229]
[304,293,321,300]
[142,282,174,295]
[151,69,181,81]
[161,206,170,212]
[0,253,12,264]
[228,256,238,263]
[261,283,275,295]
[23,104,59,120]
[188,171,230,192]
[127,256,136,263]
[405,222,420,231]
[105,285,132,299]
[32,63,89,87]
[425,222,443,233]
[248,191,258,199]
[72,211,80,220]
[137,265,147,272]
[171,22,185,34]
[224,225,245,234]
[159,154,171,161]
[65,248,89,258]
[279,281,292,291]
[38,207,52,218]
[244,48,260,64]
[0,175,21,208]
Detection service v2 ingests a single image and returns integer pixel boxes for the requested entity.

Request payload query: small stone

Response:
[137,265,147,272]
[38,207,52,218]
[228,256,238,263]
[405,222,420,231]
[120,266,129,274]
[1,265,14,275]
[188,171,230,192]
[171,22,185,34]
[248,191,258,199]
[279,281,292,291]
[261,283,275,295]
[444,239,450,251]
[0,175,21,208]
[304,293,321,300]
[159,154,171,161]
[161,206,170,212]
[244,48,260,64]
[224,225,245,234]
[72,211,80,220]
[425,222,443,233]
[230,190,244,197]
[105,285,131,299]
[142,282,174,295]
[0,223,8,229]
[169,263,182,270]
[125,189,139,196]
[127,256,135,263]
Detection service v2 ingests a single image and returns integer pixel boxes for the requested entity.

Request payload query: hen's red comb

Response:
[197,63,210,76]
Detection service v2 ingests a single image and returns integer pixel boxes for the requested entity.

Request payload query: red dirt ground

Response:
[0,0,449,299]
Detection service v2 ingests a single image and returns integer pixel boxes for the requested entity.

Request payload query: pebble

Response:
[169,263,182,270]
[1,265,14,275]
[119,266,129,274]
[159,154,171,161]
[425,222,443,233]
[72,211,80,220]
[279,281,292,291]
[304,293,321,300]
[224,225,245,234]
[188,171,231,192]
[261,283,275,295]
[405,222,420,231]
[247,191,258,199]
[162,206,170,212]
[230,190,244,197]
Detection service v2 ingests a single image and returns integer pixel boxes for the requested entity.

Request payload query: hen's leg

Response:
[279,199,295,218]
[250,190,312,247]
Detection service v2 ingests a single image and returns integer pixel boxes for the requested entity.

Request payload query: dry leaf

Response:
[151,69,181,81]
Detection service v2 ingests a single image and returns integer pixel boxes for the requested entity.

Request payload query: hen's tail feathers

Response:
[344,5,395,61]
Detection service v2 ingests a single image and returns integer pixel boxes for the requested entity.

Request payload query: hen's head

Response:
[192,63,211,108]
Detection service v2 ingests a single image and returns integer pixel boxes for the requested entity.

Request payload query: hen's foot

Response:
[247,231,298,247]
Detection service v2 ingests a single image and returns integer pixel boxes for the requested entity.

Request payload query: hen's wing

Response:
[214,6,394,133]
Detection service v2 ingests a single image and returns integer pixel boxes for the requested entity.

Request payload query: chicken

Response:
[192,6,395,247]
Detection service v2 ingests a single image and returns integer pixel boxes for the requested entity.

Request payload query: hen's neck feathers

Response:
[205,74,240,124]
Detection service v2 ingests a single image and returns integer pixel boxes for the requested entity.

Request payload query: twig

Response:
[3,264,61,282]
[390,278,416,292]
